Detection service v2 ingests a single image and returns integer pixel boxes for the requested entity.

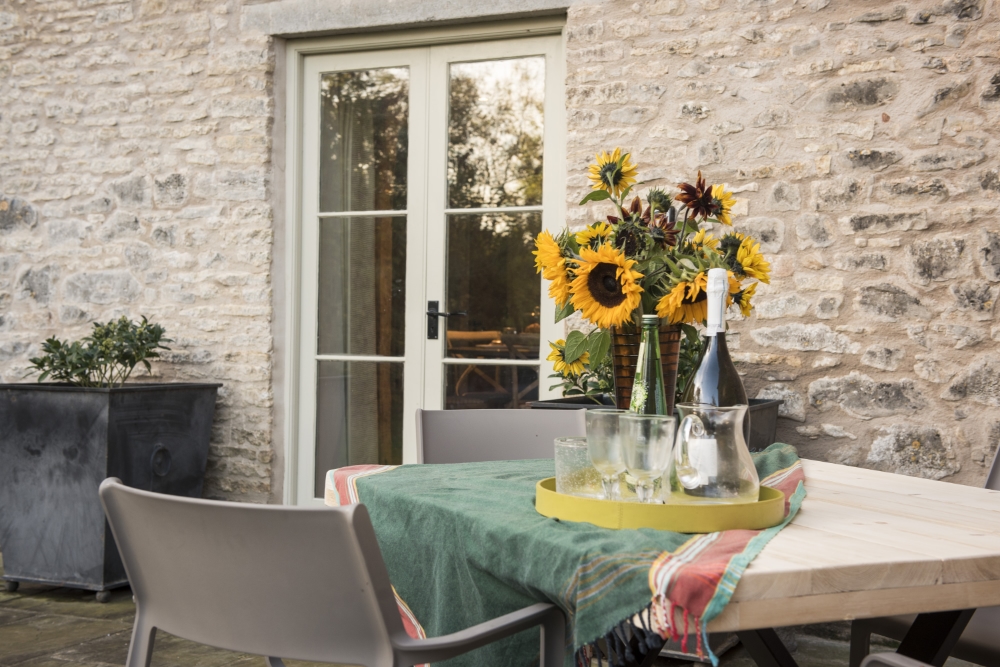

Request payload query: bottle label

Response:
[688,437,718,485]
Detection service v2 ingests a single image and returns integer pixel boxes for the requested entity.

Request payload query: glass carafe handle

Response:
[675,414,706,490]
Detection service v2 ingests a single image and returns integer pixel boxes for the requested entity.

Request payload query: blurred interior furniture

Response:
[849,445,1000,667]
[415,408,585,463]
[98,478,565,667]
[862,654,933,667]
[445,330,541,409]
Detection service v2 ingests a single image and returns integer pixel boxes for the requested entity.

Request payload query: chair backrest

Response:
[415,408,586,464]
[99,479,404,665]
[986,444,1000,491]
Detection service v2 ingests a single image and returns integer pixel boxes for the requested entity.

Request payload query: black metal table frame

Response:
[738,609,976,667]
[622,609,974,667]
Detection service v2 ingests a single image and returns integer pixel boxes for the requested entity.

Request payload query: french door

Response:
[294,33,564,504]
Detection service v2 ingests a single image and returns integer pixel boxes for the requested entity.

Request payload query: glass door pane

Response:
[447,57,544,208]
[446,212,541,358]
[317,216,406,357]
[320,68,408,212]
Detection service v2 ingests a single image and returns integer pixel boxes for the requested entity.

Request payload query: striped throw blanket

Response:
[327,443,805,667]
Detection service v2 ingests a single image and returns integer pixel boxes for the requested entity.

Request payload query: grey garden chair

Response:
[850,445,1000,667]
[99,478,566,667]
[415,408,586,463]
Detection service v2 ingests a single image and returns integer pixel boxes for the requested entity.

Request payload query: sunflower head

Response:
[533,230,564,276]
[676,171,715,219]
[711,184,736,226]
[646,188,673,216]
[735,281,757,317]
[574,221,612,248]
[690,228,719,250]
[587,147,638,198]
[569,243,643,329]
[737,236,772,284]
[547,340,590,377]
[655,279,708,325]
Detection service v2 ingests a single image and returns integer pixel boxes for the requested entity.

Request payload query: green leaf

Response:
[554,300,576,323]
[579,189,612,205]
[588,329,611,368]
[564,330,588,363]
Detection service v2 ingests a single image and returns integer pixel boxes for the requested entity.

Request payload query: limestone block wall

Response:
[566,0,1000,484]
[0,0,276,501]
[4,0,1000,499]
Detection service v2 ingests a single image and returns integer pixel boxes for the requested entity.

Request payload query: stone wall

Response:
[565,0,1000,484]
[4,0,1000,499]
[0,0,276,501]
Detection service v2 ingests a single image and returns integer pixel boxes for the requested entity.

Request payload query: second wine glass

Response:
[621,413,676,503]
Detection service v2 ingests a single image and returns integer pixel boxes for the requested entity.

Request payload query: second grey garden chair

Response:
[99,478,565,667]
[415,408,586,463]
[850,445,1000,667]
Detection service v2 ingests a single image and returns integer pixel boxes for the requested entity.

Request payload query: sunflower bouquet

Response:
[534,148,771,392]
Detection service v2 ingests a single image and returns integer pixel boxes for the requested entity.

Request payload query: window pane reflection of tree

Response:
[446,212,541,359]
[448,57,544,209]
[320,68,408,212]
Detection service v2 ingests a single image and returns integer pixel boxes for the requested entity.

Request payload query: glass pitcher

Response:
[664,403,759,504]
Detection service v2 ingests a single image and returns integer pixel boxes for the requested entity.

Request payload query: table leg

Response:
[633,632,665,667]
[895,609,975,667]
[736,629,799,667]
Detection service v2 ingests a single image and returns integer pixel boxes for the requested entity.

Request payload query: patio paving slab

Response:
[0,553,986,667]
[0,614,130,666]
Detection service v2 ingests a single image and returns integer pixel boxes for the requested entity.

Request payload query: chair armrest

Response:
[862,653,932,667]
[391,602,565,667]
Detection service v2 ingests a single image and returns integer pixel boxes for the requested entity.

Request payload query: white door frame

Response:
[282,18,565,505]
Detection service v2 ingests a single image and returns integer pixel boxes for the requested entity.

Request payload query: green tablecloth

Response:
[331,443,805,667]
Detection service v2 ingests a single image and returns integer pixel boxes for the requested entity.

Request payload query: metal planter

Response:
[0,383,220,600]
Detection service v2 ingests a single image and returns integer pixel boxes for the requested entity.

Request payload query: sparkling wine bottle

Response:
[681,268,748,413]
[629,314,668,415]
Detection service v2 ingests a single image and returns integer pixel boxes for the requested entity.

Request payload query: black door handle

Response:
[427,301,466,339]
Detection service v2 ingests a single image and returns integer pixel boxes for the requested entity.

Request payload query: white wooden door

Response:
[295,35,563,504]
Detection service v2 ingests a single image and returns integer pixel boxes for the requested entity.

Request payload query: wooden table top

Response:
[710,459,1000,632]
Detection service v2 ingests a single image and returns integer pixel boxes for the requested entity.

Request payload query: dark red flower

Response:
[676,171,717,219]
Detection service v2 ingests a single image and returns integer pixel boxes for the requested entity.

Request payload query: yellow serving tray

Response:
[535,478,785,532]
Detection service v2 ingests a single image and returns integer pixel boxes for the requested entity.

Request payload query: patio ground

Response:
[0,557,977,667]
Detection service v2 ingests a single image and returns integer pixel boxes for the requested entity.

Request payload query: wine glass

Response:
[621,414,676,503]
[585,409,627,500]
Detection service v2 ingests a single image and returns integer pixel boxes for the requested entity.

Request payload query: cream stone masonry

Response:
[2,0,1000,499]
[0,0,276,501]
[564,0,1000,485]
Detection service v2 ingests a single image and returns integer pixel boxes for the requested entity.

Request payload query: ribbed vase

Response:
[611,320,682,414]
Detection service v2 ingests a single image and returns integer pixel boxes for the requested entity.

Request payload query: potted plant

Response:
[0,317,221,601]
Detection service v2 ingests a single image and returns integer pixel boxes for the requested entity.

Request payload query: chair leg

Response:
[125,617,156,667]
[265,658,287,667]
[850,620,872,667]
[540,607,566,667]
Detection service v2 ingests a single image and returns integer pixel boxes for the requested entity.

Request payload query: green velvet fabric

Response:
[355,443,802,667]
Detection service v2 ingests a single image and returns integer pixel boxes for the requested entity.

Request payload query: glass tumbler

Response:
[621,414,676,503]
[586,409,627,500]
[554,436,602,497]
